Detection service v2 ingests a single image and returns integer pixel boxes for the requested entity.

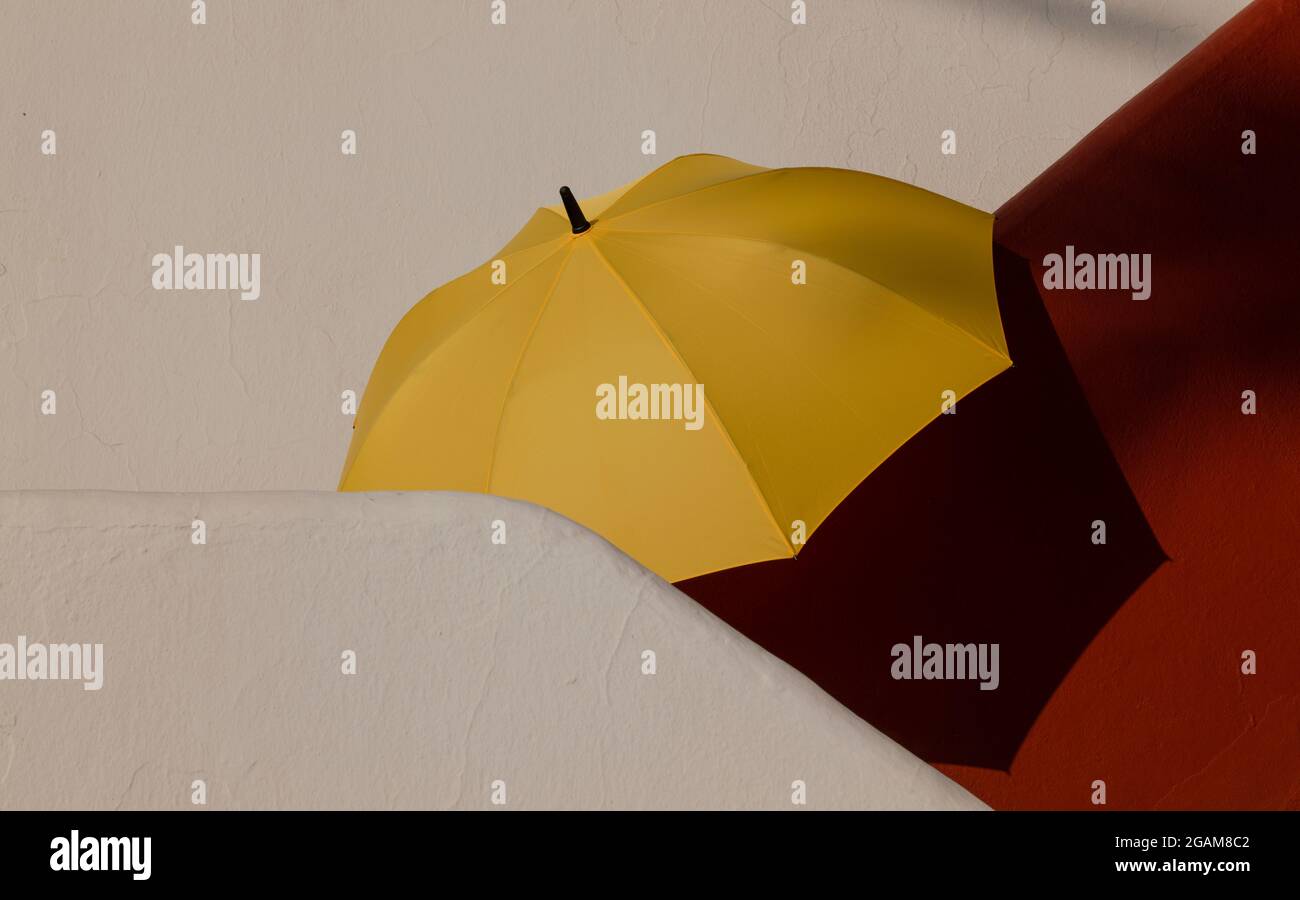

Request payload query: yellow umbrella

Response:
[339,154,1010,582]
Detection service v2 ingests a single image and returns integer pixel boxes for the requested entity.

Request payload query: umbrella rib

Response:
[601,226,1011,362]
[483,243,577,492]
[588,233,878,437]
[342,238,573,488]
[587,238,795,557]
[599,167,779,226]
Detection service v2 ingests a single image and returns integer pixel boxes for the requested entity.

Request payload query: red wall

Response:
[949,0,1300,808]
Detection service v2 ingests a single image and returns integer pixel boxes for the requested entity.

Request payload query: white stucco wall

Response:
[0,490,984,809]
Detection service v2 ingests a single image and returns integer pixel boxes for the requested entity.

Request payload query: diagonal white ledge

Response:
[0,490,985,811]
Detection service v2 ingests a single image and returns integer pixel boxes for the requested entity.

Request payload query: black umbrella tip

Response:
[559,185,592,234]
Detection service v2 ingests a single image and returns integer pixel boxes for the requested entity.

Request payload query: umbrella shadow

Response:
[676,243,1166,771]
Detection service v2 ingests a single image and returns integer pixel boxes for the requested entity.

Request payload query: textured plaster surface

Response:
[0,0,1247,491]
[0,490,984,810]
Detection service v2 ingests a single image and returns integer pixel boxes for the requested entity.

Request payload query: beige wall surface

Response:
[1,0,1247,492]
[0,490,985,810]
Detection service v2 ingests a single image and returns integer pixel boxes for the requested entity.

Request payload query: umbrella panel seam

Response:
[586,239,795,557]
[602,226,1011,363]
[483,243,578,493]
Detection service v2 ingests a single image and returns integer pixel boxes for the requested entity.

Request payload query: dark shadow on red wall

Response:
[943,0,1300,808]
[677,244,1166,771]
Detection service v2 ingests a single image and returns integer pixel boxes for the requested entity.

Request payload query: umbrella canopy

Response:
[339,154,1011,582]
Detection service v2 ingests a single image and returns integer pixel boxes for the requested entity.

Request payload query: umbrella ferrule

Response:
[559,186,592,234]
